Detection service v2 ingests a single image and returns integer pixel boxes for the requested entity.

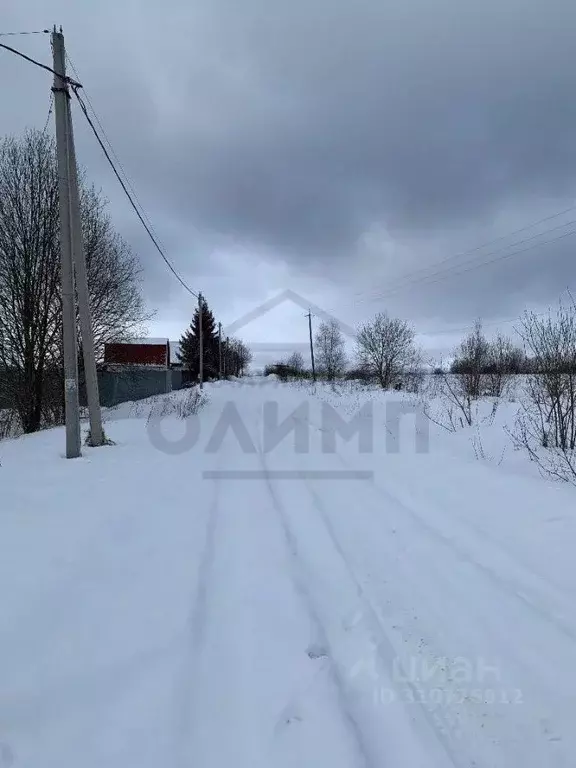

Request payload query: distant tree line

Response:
[264,308,576,391]
[447,326,576,377]
[266,313,421,390]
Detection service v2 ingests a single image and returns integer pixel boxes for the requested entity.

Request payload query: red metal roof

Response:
[104,341,169,367]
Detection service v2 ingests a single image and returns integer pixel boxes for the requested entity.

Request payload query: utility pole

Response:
[223,337,228,378]
[218,322,222,380]
[198,292,204,389]
[52,28,81,458]
[65,79,104,446]
[306,310,316,382]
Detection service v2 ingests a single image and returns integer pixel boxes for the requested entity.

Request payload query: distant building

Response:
[103,338,170,368]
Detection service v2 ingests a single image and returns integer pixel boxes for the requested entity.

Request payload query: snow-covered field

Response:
[2,379,576,767]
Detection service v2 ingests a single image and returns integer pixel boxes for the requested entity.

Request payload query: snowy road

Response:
[2,380,576,767]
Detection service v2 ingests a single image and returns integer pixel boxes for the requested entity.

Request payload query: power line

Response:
[368,225,576,302]
[1,35,198,299]
[71,86,198,298]
[65,53,167,252]
[42,92,54,134]
[416,289,574,337]
[358,203,576,299]
[391,216,576,292]
[416,311,549,338]
[0,40,81,86]
[5,32,569,324]
[0,29,50,36]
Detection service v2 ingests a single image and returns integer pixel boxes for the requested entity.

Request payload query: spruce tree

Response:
[177,297,219,379]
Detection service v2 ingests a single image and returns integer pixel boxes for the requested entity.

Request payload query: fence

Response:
[1,366,201,413]
[90,368,178,408]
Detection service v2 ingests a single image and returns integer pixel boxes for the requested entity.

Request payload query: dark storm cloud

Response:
[141,0,576,252]
[4,0,576,333]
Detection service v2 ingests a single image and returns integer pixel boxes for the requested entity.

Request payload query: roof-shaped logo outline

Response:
[223,289,356,339]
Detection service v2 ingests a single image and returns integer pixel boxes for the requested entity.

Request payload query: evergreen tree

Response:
[177,297,219,379]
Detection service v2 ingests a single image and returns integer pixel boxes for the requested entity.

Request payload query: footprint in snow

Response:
[307,643,328,660]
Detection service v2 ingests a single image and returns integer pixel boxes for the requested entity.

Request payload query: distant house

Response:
[103,338,170,368]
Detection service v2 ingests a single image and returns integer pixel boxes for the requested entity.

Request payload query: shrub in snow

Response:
[145,388,208,424]
[421,323,522,433]
[419,373,475,432]
[449,322,522,400]
[264,356,314,382]
[175,388,208,419]
[509,303,576,484]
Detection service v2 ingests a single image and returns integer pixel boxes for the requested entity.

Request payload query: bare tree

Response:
[236,340,253,376]
[285,351,305,374]
[225,338,252,377]
[0,129,148,433]
[422,372,474,431]
[422,323,489,432]
[450,320,490,398]
[315,319,347,381]
[511,302,576,483]
[422,326,524,433]
[356,312,417,389]
[485,333,522,398]
[0,130,61,432]
[81,186,148,355]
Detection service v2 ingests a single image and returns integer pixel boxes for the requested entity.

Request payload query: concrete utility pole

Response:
[306,310,316,382]
[52,28,81,458]
[65,84,104,446]
[198,292,204,389]
[218,322,222,379]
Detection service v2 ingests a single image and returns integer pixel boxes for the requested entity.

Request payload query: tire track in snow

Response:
[291,408,544,765]
[303,420,576,765]
[253,422,374,768]
[300,475,466,767]
[186,482,221,654]
[300,397,576,647]
[173,475,221,768]
[334,445,576,645]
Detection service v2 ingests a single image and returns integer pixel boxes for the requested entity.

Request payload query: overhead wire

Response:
[362,203,576,298]
[411,288,573,337]
[416,310,550,337]
[65,52,167,251]
[2,34,572,325]
[366,224,576,302]
[71,85,198,298]
[0,39,81,85]
[42,92,54,134]
[0,36,199,299]
[0,29,50,36]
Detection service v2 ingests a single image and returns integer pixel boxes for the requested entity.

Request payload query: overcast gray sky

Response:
[3,0,576,364]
